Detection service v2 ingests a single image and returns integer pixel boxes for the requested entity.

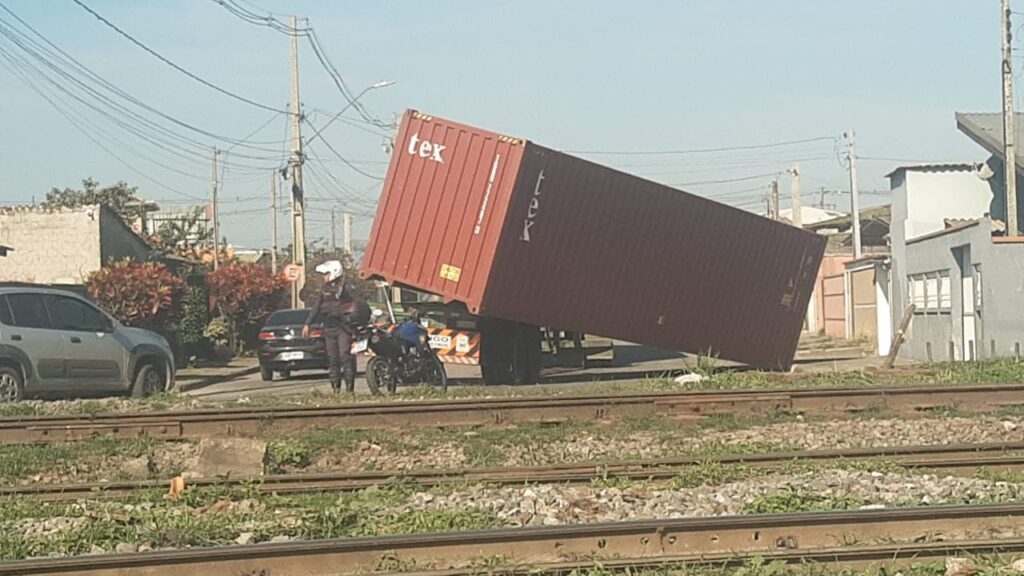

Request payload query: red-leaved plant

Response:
[207,263,288,347]
[86,260,186,331]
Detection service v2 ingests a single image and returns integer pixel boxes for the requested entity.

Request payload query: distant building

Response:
[888,155,1024,362]
[0,204,151,284]
[772,206,846,227]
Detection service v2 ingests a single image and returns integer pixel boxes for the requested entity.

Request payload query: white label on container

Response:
[474,154,501,235]
[521,170,545,242]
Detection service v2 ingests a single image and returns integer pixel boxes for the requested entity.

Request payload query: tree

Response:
[44,179,144,224]
[85,260,186,331]
[150,207,215,257]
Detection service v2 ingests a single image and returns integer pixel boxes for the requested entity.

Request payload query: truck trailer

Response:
[361,110,826,384]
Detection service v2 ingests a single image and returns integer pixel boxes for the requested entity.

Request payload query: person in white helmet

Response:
[303,260,358,393]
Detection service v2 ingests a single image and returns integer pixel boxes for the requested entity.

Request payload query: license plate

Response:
[280,351,304,361]
[351,339,368,353]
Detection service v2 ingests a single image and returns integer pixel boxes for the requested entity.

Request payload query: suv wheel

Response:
[0,366,23,402]
[131,363,165,399]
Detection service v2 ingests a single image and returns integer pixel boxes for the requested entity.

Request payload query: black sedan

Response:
[257,309,327,381]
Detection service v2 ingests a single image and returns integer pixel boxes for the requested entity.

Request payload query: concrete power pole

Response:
[846,129,863,258]
[1003,0,1020,236]
[330,207,337,252]
[343,212,352,255]
[789,163,802,228]
[211,148,220,270]
[770,179,780,221]
[271,170,278,273]
[289,15,307,307]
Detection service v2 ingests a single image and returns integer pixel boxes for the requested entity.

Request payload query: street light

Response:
[304,80,396,149]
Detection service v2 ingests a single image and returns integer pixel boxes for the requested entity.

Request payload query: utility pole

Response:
[770,179,780,221]
[845,129,863,258]
[330,207,337,252]
[270,170,278,273]
[789,163,802,228]
[211,148,220,270]
[289,15,307,307]
[819,187,827,210]
[343,212,352,255]
[1003,0,1020,236]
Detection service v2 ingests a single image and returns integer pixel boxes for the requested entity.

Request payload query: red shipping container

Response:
[362,110,826,370]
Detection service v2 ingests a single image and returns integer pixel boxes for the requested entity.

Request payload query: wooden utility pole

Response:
[882,304,916,369]
[271,170,278,273]
[789,163,802,228]
[1003,0,1019,236]
[212,148,220,270]
[846,129,862,257]
[770,179,780,221]
[330,206,337,252]
[343,212,352,255]
[289,15,307,307]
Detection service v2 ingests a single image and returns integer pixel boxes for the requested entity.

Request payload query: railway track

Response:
[4,503,1024,575]
[5,441,1024,501]
[3,382,1024,444]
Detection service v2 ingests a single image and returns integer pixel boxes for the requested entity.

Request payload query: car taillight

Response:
[308,329,323,338]
[258,331,275,341]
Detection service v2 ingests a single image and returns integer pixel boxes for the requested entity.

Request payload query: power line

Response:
[304,118,386,181]
[0,2,286,158]
[671,172,780,187]
[70,0,289,116]
[567,136,837,156]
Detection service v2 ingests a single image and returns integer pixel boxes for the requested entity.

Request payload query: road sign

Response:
[283,263,302,282]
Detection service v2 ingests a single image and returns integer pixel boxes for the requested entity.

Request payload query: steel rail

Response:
[5,441,1024,501]
[4,503,1024,575]
[2,382,1024,444]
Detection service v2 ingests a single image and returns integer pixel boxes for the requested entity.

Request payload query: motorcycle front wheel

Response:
[423,355,448,393]
[365,357,391,396]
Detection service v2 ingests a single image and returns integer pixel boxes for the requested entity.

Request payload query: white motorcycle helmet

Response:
[315,260,344,283]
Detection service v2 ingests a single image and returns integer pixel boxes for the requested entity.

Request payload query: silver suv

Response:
[0,285,175,402]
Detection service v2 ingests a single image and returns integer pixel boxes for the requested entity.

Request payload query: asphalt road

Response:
[181,342,882,403]
[182,343,691,402]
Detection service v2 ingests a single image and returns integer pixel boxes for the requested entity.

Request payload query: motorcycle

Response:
[352,311,448,395]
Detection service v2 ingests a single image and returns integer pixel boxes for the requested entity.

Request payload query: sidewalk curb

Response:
[175,365,261,393]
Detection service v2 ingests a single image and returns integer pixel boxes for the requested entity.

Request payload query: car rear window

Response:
[6,293,51,329]
[0,296,13,326]
[266,309,319,326]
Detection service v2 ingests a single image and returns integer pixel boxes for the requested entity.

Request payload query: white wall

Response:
[904,170,992,240]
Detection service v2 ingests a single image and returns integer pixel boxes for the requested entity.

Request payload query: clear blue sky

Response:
[0,0,1008,249]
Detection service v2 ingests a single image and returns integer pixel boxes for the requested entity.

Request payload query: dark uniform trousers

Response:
[324,326,356,392]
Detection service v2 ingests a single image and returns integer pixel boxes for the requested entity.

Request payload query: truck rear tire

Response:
[511,323,542,385]
[480,319,541,386]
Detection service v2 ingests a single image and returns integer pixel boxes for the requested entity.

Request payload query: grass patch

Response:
[0,437,158,484]
[741,487,865,514]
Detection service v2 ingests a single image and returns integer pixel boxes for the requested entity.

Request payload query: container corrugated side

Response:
[482,142,825,369]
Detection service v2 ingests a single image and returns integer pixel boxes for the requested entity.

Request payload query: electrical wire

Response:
[304,119,386,181]
[69,0,289,116]
[671,172,781,187]
[0,3,287,159]
[567,136,837,156]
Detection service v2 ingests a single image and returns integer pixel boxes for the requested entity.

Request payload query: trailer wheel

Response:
[511,323,542,385]
[480,318,513,386]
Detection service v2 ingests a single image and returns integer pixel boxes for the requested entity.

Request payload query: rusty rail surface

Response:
[4,503,1024,576]
[5,441,1024,502]
[3,382,1024,444]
